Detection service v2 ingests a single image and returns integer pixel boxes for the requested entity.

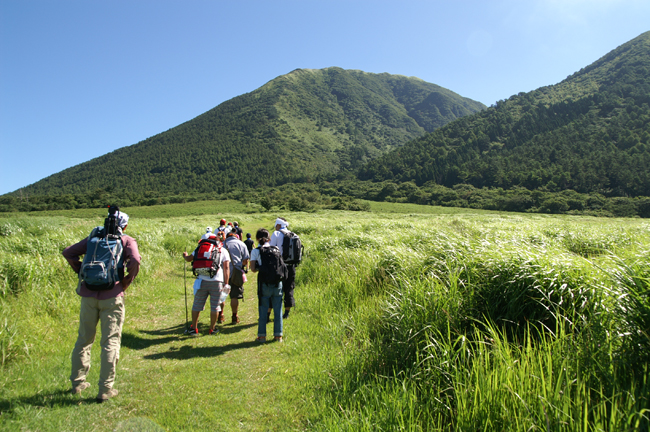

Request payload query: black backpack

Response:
[281,230,303,265]
[258,245,287,284]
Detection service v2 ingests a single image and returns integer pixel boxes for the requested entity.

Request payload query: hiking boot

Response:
[209,328,219,336]
[96,388,118,403]
[186,325,199,337]
[274,336,283,343]
[256,336,266,343]
[217,313,225,324]
[70,382,90,395]
[282,310,290,319]
[231,315,240,324]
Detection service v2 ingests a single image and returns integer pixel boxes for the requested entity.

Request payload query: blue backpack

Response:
[80,217,124,291]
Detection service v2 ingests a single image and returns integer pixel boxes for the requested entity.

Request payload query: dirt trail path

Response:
[115,271,307,431]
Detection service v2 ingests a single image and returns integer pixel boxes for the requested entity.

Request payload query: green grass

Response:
[1,203,649,431]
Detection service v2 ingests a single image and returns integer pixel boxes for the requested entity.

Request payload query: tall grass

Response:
[301,215,650,431]
[1,210,649,430]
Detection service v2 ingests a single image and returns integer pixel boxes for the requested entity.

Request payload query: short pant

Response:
[192,280,223,312]
[230,284,244,299]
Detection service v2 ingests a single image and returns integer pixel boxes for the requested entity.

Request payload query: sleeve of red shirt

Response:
[121,235,142,289]
[62,238,88,274]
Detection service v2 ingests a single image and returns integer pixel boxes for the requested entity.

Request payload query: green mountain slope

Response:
[359,31,650,197]
[16,68,485,196]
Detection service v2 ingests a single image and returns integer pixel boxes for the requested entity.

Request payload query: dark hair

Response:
[256,228,270,245]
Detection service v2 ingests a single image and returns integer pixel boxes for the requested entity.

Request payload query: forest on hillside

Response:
[8,68,484,198]
[359,32,650,198]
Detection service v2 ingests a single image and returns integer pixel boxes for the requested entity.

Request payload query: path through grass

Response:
[2,207,648,431]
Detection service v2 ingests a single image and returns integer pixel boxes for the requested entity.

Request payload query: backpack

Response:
[258,245,287,285]
[281,230,304,265]
[223,239,245,287]
[192,238,222,278]
[80,220,124,291]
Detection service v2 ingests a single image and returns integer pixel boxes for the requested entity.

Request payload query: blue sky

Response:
[1,0,649,195]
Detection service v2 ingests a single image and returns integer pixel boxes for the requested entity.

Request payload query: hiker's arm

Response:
[242,258,249,271]
[223,260,230,284]
[121,237,142,290]
[182,252,193,262]
[250,260,258,272]
[62,238,88,274]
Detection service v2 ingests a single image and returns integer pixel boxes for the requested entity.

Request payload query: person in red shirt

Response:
[62,206,141,403]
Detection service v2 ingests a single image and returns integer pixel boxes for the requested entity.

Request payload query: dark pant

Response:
[283,264,296,308]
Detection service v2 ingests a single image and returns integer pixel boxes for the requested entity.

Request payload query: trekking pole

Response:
[184,261,190,334]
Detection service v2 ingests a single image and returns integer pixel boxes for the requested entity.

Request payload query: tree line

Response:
[2,181,648,218]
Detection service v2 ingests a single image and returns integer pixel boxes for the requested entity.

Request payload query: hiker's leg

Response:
[71,296,99,388]
[258,284,272,338]
[207,281,222,330]
[230,284,243,317]
[283,265,296,312]
[98,295,125,394]
[231,298,239,317]
[191,311,200,328]
[192,283,209,328]
[210,311,218,330]
[272,282,283,338]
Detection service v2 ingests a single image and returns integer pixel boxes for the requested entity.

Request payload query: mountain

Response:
[15,68,485,196]
[359,31,650,197]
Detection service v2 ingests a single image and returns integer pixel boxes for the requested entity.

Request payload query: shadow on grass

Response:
[122,322,259,352]
[0,389,99,415]
[142,339,260,360]
[215,322,257,335]
[121,328,181,351]
[138,324,188,336]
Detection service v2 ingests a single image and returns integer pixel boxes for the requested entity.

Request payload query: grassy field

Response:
[1,201,648,431]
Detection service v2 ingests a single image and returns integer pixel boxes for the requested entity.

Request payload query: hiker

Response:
[250,228,286,343]
[217,218,227,231]
[182,230,231,335]
[223,230,250,324]
[233,221,243,239]
[216,219,231,237]
[244,233,255,255]
[63,206,141,403]
[269,217,297,319]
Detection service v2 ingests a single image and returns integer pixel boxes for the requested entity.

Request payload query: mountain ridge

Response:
[13,67,485,196]
[359,31,650,198]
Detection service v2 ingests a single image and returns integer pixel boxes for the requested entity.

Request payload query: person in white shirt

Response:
[269,217,296,319]
[182,231,230,336]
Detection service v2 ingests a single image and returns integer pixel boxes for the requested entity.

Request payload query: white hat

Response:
[115,211,129,228]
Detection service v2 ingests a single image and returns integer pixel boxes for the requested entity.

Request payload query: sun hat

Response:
[115,211,129,228]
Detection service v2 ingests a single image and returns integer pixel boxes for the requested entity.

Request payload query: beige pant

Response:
[70,295,125,394]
